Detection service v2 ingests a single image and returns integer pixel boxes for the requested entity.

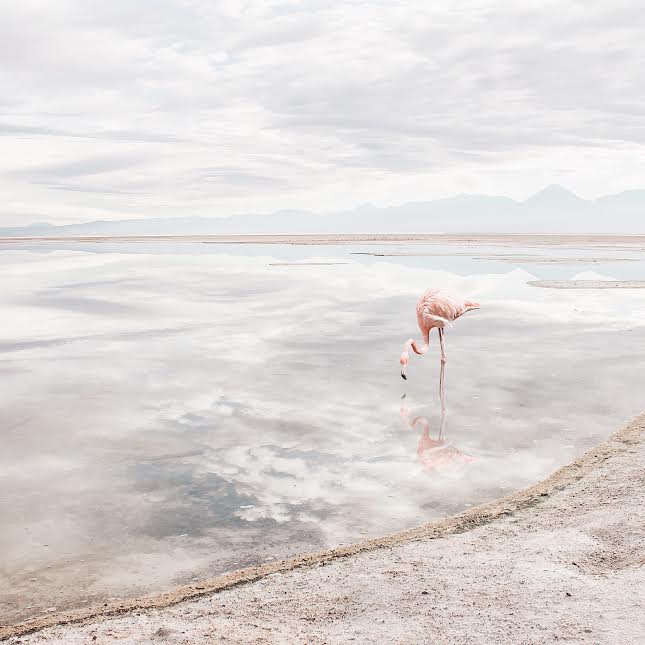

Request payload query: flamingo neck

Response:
[408,338,429,355]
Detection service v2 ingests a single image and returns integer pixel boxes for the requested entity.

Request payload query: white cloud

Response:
[1,0,644,225]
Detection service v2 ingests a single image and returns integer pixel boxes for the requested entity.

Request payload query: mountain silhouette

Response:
[1,186,644,236]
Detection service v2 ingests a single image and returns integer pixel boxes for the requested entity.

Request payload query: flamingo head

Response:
[400,351,409,380]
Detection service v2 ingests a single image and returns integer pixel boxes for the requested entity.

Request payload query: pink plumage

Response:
[400,288,480,379]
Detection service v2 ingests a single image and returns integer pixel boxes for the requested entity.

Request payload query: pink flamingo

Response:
[400,288,480,379]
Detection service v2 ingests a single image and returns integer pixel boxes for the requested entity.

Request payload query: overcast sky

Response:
[1,0,644,225]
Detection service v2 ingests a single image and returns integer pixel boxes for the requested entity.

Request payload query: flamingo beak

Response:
[401,366,407,380]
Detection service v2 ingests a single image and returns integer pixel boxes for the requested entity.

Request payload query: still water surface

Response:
[2,241,645,622]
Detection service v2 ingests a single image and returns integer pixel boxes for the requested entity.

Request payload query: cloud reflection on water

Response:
[1,243,645,622]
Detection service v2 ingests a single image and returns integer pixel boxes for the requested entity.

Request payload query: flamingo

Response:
[400,288,480,379]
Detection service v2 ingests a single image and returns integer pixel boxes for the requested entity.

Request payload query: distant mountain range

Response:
[2,185,645,236]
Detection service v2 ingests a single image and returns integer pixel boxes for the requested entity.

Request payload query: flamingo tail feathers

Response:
[454,302,480,319]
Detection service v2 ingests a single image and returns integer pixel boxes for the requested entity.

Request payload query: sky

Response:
[1,0,644,226]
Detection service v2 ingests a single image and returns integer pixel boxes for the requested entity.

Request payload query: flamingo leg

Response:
[438,360,446,441]
[438,327,447,363]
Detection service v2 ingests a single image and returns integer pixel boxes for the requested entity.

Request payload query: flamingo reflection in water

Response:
[400,362,475,473]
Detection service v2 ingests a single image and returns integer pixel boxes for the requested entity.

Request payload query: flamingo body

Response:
[400,288,479,379]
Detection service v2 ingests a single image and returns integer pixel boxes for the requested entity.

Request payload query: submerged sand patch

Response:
[528,280,645,289]
[268,262,350,266]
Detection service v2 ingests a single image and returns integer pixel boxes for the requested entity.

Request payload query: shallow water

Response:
[2,241,645,623]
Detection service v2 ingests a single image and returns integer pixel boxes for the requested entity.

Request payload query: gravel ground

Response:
[4,415,644,644]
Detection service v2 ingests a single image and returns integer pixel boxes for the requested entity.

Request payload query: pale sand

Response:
[3,415,643,644]
[528,280,645,289]
[2,233,645,249]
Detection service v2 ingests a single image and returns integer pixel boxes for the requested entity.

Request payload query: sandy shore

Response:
[3,414,643,644]
[2,233,645,248]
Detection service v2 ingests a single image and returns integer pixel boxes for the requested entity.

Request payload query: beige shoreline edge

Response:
[1,233,645,247]
[2,413,643,641]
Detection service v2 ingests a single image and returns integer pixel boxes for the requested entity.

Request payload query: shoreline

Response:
[2,233,645,247]
[3,412,643,642]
